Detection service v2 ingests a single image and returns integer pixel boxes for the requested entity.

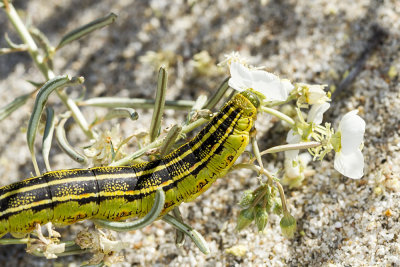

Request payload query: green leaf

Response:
[149,67,168,142]
[56,13,117,50]
[163,214,210,254]
[92,188,165,231]
[42,107,55,171]
[0,93,30,121]
[27,75,84,156]
[103,108,138,121]
[203,77,230,110]
[55,115,87,164]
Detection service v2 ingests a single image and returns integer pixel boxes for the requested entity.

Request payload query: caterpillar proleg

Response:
[0,91,259,237]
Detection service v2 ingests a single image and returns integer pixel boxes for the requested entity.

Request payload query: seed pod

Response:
[239,190,255,209]
[254,206,269,232]
[272,198,283,215]
[280,212,297,239]
[236,207,255,232]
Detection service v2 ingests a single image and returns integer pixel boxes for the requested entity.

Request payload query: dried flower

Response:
[43,243,66,259]
[76,228,129,266]
[84,124,126,166]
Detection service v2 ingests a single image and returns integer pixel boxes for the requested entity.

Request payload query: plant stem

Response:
[4,3,52,78]
[275,181,288,213]
[4,2,94,139]
[261,106,295,126]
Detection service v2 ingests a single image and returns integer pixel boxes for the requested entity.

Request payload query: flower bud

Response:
[280,212,297,238]
[272,198,282,215]
[238,190,255,209]
[236,207,255,231]
[254,206,269,232]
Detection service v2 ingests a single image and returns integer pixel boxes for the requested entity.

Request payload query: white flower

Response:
[305,84,329,104]
[285,129,302,160]
[307,102,330,125]
[334,110,365,179]
[229,62,294,101]
[284,153,312,178]
[296,83,330,105]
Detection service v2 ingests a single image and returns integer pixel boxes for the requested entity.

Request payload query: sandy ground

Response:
[0,0,399,266]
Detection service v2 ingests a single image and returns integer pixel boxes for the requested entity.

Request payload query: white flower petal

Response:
[251,71,289,101]
[228,62,253,91]
[285,130,301,160]
[334,149,364,179]
[307,85,327,104]
[284,158,300,178]
[286,129,301,143]
[281,79,295,94]
[339,110,365,153]
[307,102,330,125]
[229,62,292,101]
[298,152,312,166]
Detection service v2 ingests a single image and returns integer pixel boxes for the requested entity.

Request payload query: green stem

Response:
[275,181,288,213]
[261,106,295,126]
[180,118,208,137]
[254,141,321,157]
[77,97,195,110]
[0,238,29,245]
[251,136,264,169]
[4,3,51,78]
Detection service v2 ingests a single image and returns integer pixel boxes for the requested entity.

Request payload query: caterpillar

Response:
[0,91,259,238]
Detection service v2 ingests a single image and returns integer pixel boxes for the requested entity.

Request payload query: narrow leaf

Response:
[163,214,210,254]
[172,207,185,248]
[29,27,53,56]
[92,188,165,231]
[104,108,138,121]
[57,13,117,50]
[160,124,182,157]
[55,116,87,164]
[4,32,25,49]
[186,94,207,123]
[42,107,55,171]
[149,67,167,142]
[203,77,230,110]
[27,75,84,157]
[0,93,30,121]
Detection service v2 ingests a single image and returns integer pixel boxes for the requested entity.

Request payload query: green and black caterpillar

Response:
[0,91,260,237]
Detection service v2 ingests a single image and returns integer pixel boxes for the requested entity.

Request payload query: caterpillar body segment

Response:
[0,91,258,237]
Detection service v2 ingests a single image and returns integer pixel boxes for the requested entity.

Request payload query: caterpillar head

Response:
[240,90,260,109]
[232,90,260,119]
